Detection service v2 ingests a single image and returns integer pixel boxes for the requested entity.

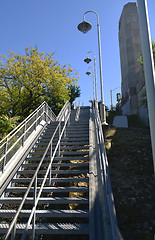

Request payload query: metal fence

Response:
[92,100,123,240]
[0,102,56,173]
[3,101,71,240]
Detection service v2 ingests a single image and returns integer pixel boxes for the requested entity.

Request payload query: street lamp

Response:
[110,86,120,110]
[86,67,95,100]
[84,51,97,101]
[77,10,107,124]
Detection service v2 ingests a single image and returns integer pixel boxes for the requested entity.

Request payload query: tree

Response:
[68,85,81,107]
[0,47,80,118]
[0,115,20,139]
[138,41,155,66]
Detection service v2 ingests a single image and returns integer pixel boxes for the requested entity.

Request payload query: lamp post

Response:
[77,10,107,124]
[86,67,95,100]
[84,51,97,101]
[137,0,155,174]
[110,86,120,110]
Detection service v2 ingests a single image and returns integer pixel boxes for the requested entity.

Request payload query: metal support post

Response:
[35,111,38,131]
[11,224,16,240]
[137,0,155,174]
[58,125,61,157]
[49,142,52,186]
[32,176,37,240]
[3,137,8,172]
[22,122,26,147]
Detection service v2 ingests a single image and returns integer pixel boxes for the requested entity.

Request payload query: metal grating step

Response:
[11,177,89,183]
[0,197,89,205]
[5,186,89,193]
[0,209,89,218]
[0,223,89,235]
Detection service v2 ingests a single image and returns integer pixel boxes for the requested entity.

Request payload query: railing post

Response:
[11,223,16,240]
[22,122,26,147]
[58,124,61,157]
[32,176,37,240]
[3,137,8,172]
[35,111,38,131]
[49,141,52,186]
[64,111,66,138]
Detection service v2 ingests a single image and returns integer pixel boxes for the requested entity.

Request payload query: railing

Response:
[92,100,123,240]
[4,101,71,240]
[0,102,56,173]
[75,101,80,121]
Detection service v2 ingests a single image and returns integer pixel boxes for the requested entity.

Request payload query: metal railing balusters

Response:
[3,101,71,240]
[49,141,52,186]
[22,122,26,147]
[2,137,8,172]
[32,176,37,240]
[0,102,56,173]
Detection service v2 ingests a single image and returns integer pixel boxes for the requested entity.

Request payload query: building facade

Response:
[119,2,148,124]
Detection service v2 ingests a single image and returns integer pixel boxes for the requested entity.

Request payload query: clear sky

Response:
[0,0,155,108]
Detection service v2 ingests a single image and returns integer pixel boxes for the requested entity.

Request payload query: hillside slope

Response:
[106,128,155,240]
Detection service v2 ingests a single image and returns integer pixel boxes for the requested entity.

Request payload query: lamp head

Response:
[77,21,92,33]
[84,57,92,64]
[86,71,91,76]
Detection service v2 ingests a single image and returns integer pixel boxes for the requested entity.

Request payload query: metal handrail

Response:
[75,101,80,121]
[4,101,71,240]
[0,102,56,173]
[92,100,122,240]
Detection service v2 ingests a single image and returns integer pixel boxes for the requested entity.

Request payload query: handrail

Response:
[0,102,56,173]
[4,101,71,240]
[75,101,80,121]
[92,100,123,240]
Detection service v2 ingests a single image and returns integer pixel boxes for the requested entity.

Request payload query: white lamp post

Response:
[137,0,155,174]
[78,10,107,125]
[86,66,95,101]
[84,51,97,101]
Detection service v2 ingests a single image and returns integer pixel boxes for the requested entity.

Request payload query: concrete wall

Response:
[119,2,148,123]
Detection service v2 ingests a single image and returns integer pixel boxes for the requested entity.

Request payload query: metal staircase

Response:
[0,101,122,240]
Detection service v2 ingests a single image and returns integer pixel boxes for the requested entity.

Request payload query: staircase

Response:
[0,102,122,240]
[0,106,90,239]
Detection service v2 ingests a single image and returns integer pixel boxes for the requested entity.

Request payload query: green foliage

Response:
[68,85,81,107]
[106,108,122,125]
[138,41,155,66]
[0,115,20,139]
[0,47,80,118]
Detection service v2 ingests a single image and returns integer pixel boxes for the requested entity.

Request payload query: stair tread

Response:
[0,223,89,234]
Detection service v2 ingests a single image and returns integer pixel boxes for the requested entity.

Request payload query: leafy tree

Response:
[0,115,20,139]
[138,41,155,66]
[68,85,81,107]
[0,47,80,118]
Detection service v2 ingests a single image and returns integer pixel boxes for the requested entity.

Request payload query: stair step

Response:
[37,141,89,146]
[6,186,89,193]
[0,223,89,235]
[54,156,89,161]
[60,151,89,156]
[34,146,89,151]
[61,138,89,142]
[12,177,88,183]
[18,170,88,175]
[30,150,89,156]
[0,197,89,204]
[0,209,89,218]
[23,162,89,168]
[26,156,89,162]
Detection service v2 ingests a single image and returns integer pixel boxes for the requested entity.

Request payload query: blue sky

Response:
[0,0,155,108]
